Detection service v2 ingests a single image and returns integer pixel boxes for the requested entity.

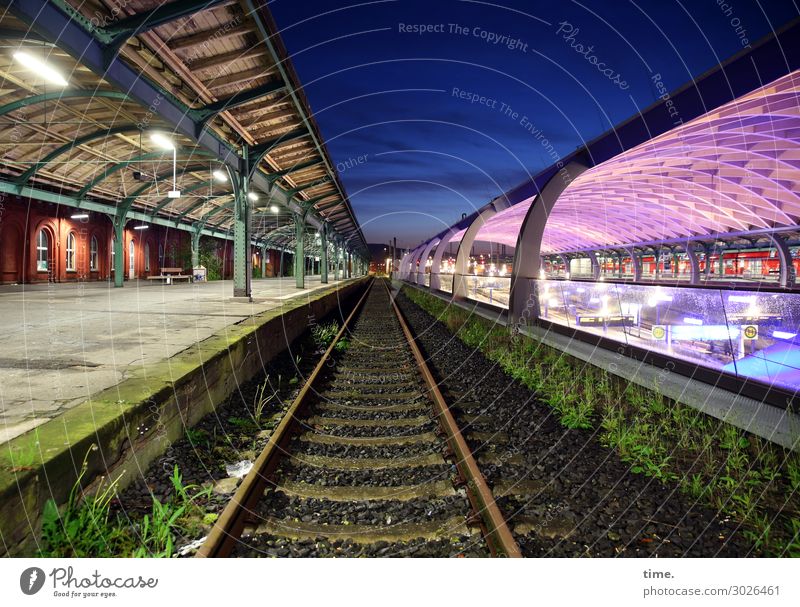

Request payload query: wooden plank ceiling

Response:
[0,0,364,249]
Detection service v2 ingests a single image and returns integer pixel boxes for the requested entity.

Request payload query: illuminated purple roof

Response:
[541,70,800,253]
[474,197,535,247]
[439,71,800,256]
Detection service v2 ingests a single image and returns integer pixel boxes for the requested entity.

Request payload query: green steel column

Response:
[333,242,339,281]
[294,213,305,289]
[320,225,329,284]
[113,216,125,288]
[191,229,201,269]
[261,244,267,277]
[233,145,251,298]
[347,251,351,278]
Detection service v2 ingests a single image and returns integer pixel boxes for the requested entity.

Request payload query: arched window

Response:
[144,242,150,272]
[90,236,98,271]
[65,232,76,271]
[36,229,49,271]
[158,243,164,268]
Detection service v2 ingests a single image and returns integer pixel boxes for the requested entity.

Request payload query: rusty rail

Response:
[197,279,375,557]
[384,280,522,558]
[198,277,519,557]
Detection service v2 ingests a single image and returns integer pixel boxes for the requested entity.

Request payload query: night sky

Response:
[268,0,799,248]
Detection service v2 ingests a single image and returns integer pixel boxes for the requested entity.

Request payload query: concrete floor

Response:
[0,276,348,444]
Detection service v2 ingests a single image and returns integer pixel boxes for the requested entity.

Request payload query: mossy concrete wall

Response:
[0,278,368,556]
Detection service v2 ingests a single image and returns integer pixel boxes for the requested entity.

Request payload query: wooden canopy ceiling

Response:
[0,0,366,251]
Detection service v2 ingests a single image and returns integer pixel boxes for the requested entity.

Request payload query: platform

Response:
[0,276,346,445]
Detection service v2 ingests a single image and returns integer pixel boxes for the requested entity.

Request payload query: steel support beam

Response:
[416,238,439,286]
[320,223,328,284]
[685,243,701,285]
[112,215,125,287]
[193,81,287,133]
[454,197,510,302]
[625,247,643,281]
[510,160,589,325]
[294,212,305,289]
[78,148,212,199]
[7,0,349,246]
[249,129,309,175]
[233,145,250,298]
[14,124,138,184]
[0,89,129,117]
[768,233,796,288]
[98,0,232,45]
[191,228,201,269]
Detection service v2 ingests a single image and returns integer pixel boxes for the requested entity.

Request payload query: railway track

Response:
[198,278,520,558]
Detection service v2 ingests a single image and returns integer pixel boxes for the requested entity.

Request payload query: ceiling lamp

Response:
[270,205,279,213]
[212,169,227,182]
[247,192,259,202]
[149,133,180,198]
[149,132,174,150]
[13,51,68,86]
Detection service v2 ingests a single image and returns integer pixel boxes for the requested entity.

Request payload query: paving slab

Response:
[0,276,345,444]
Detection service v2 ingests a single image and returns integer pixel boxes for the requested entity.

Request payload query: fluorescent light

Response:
[13,51,68,86]
[728,294,756,304]
[149,132,175,150]
[167,190,181,198]
[773,331,796,340]
[133,225,148,230]
[212,169,227,182]
[70,213,89,220]
[247,192,258,202]
[270,205,279,213]
[682,317,703,325]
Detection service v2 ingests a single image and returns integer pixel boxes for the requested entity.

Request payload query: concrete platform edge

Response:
[0,278,368,556]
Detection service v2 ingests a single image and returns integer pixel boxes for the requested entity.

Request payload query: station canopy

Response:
[0,0,367,253]
[417,69,800,257]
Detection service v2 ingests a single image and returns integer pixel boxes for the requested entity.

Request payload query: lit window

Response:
[111,236,115,271]
[144,243,150,272]
[36,229,49,271]
[66,232,76,271]
[90,236,98,271]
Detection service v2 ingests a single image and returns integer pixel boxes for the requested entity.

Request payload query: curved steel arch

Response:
[509,160,590,323]
[429,228,460,291]
[416,238,440,286]
[78,147,215,199]
[13,124,139,184]
[453,196,511,301]
[117,164,212,217]
[0,90,129,118]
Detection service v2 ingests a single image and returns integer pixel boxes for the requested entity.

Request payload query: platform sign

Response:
[651,325,667,340]
[742,325,758,340]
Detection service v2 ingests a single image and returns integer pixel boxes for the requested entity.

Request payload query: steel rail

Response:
[197,279,375,557]
[384,280,522,558]
[198,277,519,557]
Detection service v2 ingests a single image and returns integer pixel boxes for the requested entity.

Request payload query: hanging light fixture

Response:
[13,51,68,86]
[150,133,180,198]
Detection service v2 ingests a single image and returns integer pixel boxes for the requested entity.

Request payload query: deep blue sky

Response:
[268,0,799,248]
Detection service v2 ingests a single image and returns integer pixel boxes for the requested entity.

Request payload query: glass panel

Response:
[439,274,453,294]
[466,276,511,309]
[720,290,800,391]
[614,283,735,371]
[533,279,800,391]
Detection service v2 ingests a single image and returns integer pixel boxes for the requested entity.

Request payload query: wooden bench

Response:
[146,267,192,284]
